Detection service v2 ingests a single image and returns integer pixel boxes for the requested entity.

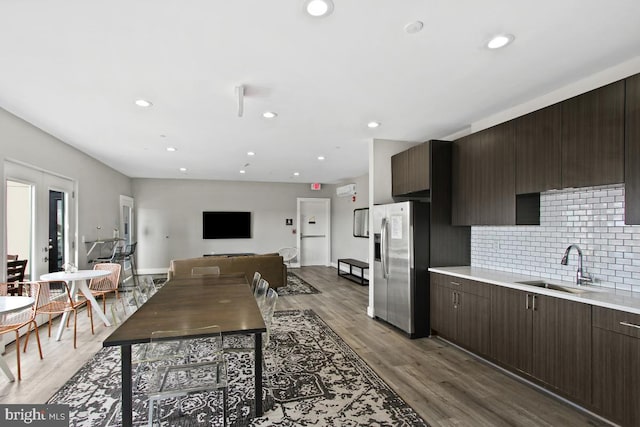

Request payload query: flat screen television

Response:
[202,211,251,239]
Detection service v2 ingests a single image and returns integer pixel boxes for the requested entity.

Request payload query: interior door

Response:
[4,161,76,280]
[296,198,331,266]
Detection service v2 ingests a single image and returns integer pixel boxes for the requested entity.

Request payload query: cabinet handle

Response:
[620,321,640,329]
[451,281,461,286]
[532,295,537,311]
[452,291,457,306]
[525,294,530,310]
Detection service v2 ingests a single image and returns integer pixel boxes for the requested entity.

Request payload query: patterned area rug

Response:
[278,272,320,296]
[48,309,426,426]
[148,273,318,296]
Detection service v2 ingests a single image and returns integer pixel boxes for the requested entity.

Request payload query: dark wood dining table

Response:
[103,273,266,426]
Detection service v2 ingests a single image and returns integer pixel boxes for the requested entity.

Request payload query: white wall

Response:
[0,107,132,272]
[371,139,418,205]
[131,178,333,273]
[328,174,369,267]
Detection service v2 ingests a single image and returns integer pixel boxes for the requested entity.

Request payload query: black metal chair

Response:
[112,242,138,287]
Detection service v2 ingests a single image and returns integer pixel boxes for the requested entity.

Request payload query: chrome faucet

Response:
[561,244,592,286]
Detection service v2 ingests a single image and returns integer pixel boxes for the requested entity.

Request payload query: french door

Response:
[4,161,76,280]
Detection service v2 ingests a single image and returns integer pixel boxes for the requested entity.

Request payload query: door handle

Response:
[532,295,537,311]
[525,294,530,310]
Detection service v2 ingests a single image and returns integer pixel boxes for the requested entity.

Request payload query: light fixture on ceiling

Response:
[304,0,334,17]
[240,170,246,174]
[317,156,325,160]
[179,167,187,173]
[367,121,381,128]
[135,99,152,107]
[247,151,255,156]
[166,147,177,152]
[404,21,424,34]
[487,34,515,49]
[236,85,245,117]
[293,172,300,176]
[263,111,277,119]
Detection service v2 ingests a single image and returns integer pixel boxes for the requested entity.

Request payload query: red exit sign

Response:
[311,183,322,190]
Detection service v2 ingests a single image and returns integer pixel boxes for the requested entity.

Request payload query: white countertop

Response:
[429,266,640,315]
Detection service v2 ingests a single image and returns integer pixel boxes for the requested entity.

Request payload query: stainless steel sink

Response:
[515,280,593,295]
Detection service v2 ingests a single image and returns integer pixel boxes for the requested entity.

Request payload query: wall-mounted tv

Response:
[203,211,251,239]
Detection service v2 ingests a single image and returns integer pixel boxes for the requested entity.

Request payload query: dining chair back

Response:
[28,280,93,349]
[141,325,228,426]
[250,271,262,293]
[0,282,43,380]
[191,266,221,277]
[253,278,269,308]
[261,288,278,348]
[89,263,121,315]
[6,260,28,295]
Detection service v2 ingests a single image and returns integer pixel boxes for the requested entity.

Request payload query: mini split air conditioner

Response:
[336,183,356,197]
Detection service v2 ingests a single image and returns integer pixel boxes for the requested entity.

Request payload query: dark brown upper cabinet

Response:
[515,104,562,194]
[625,74,640,224]
[391,149,409,196]
[561,80,625,188]
[452,122,515,225]
[391,142,429,196]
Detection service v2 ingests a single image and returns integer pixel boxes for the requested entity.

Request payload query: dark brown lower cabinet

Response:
[430,273,490,355]
[592,307,640,426]
[490,286,591,405]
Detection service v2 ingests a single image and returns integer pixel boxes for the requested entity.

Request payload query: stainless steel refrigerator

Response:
[373,201,430,337]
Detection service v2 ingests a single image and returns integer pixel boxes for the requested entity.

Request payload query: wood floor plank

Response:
[1,267,609,426]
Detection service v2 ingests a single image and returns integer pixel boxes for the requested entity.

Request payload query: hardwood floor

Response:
[1,267,608,426]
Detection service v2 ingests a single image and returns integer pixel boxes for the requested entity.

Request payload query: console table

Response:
[337,258,369,286]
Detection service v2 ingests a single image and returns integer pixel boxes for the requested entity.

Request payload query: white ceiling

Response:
[1,0,640,184]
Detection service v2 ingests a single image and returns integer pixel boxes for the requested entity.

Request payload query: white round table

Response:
[41,270,112,341]
[0,296,34,381]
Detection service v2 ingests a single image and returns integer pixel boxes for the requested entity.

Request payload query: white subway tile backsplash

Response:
[471,184,640,293]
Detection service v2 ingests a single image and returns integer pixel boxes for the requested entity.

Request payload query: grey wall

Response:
[131,178,334,272]
[0,107,132,270]
[328,174,369,266]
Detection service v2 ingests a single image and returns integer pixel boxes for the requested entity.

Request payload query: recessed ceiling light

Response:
[179,167,187,172]
[404,21,424,34]
[135,99,152,107]
[317,156,325,160]
[247,151,255,156]
[166,147,177,152]
[304,0,334,17]
[240,170,246,174]
[294,172,300,176]
[263,111,277,119]
[367,121,381,128]
[487,34,515,49]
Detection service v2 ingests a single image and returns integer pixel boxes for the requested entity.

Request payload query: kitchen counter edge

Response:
[429,266,640,315]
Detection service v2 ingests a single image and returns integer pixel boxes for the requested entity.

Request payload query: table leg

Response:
[255,333,263,417]
[55,281,77,341]
[78,279,112,327]
[121,345,133,427]
[55,279,111,341]
[0,357,15,382]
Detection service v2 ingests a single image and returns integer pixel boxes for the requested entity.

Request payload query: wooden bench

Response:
[337,258,369,286]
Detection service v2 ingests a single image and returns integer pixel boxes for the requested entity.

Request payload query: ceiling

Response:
[1,1,640,184]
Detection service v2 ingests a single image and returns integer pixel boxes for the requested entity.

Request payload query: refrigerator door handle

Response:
[381,217,389,279]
